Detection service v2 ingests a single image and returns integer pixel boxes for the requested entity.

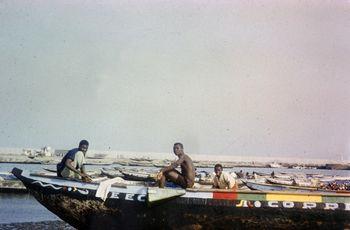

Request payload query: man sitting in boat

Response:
[157,143,195,189]
[212,164,236,189]
[56,140,91,182]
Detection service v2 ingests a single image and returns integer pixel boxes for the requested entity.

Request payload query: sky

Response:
[0,1,349,160]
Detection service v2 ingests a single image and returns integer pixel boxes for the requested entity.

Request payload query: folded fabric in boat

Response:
[96,177,126,201]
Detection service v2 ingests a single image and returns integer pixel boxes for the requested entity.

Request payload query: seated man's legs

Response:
[162,169,188,189]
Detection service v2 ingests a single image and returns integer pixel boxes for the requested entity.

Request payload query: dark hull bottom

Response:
[29,189,350,230]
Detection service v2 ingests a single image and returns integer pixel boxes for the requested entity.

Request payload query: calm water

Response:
[0,163,349,224]
[0,193,60,224]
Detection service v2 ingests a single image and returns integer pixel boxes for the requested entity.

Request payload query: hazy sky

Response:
[0,1,349,160]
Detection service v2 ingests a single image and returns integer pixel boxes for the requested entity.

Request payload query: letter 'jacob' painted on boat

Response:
[235,200,350,211]
[109,192,146,202]
[107,192,350,211]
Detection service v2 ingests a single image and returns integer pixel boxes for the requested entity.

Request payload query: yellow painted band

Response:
[266,194,322,202]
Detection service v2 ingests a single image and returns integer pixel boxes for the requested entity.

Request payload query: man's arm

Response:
[212,175,219,189]
[226,173,236,189]
[161,156,185,173]
[80,165,92,182]
[65,159,83,176]
[81,164,87,174]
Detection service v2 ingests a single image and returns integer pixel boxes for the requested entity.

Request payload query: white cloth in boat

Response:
[212,172,236,189]
[96,177,126,201]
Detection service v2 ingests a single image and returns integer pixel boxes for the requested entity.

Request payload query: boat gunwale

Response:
[22,170,350,198]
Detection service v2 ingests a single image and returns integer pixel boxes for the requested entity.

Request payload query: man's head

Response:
[173,142,184,156]
[79,140,89,154]
[214,164,223,177]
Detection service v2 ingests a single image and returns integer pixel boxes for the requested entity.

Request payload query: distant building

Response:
[38,146,53,157]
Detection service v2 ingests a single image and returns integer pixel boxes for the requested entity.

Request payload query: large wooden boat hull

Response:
[12,168,350,229]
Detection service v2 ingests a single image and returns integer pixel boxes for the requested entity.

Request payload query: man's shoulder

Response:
[65,148,79,156]
[67,148,79,154]
[75,150,84,156]
[66,148,83,158]
[183,154,193,161]
[222,171,232,178]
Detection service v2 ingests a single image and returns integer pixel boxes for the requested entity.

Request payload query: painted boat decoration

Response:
[12,167,350,229]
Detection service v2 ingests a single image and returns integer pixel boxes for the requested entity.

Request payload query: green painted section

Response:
[237,193,266,201]
[322,196,350,203]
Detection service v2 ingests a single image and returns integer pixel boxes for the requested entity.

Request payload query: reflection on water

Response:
[0,193,59,224]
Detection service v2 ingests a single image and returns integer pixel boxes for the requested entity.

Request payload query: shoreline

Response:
[0,220,74,230]
[0,153,349,170]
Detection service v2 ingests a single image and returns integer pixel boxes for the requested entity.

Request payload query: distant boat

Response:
[0,172,26,193]
[269,162,284,168]
[121,170,157,182]
[87,153,108,159]
[267,178,295,186]
[130,157,152,162]
[12,167,350,229]
[100,168,124,178]
[292,165,304,169]
[0,172,17,180]
[244,180,349,194]
[128,161,154,167]
[243,180,317,192]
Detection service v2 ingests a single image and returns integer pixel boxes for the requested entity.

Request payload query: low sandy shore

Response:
[0,220,74,230]
[0,153,349,170]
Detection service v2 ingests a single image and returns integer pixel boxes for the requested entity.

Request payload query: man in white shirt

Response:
[212,164,236,189]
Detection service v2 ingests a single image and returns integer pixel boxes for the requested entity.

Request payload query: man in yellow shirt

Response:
[212,164,236,189]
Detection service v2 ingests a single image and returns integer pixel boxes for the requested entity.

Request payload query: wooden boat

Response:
[267,178,295,186]
[244,180,350,194]
[252,171,270,177]
[130,157,153,162]
[87,153,108,159]
[152,162,167,168]
[294,179,316,187]
[128,161,154,167]
[268,177,322,188]
[152,161,170,168]
[244,180,318,192]
[272,173,292,180]
[42,167,101,177]
[12,167,350,229]
[0,179,27,193]
[121,170,157,182]
[100,168,124,178]
[269,162,285,168]
[0,172,17,180]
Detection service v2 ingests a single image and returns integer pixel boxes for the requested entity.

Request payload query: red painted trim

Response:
[213,191,237,200]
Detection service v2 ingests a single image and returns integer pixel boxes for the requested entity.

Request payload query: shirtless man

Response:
[157,143,195,189]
